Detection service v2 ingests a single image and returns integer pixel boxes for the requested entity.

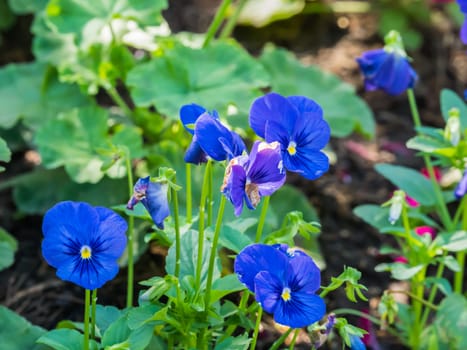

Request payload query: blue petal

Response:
[287,253,321,293]
[142,182,170,229]
[184,137,208,165]
[350,335,367,350]
[42,225,81,269]
[273,292,326,328]
[356,49,387,78]
[292,110,330,151]
[287,96,323,116]
[461,19,467,44]
[254,270,283,313]
[222,159,247,216]
[234,243,288,292]
[180,103,206,135]
[127,177,150,209]
[93,207,128,260]
[264,120,290,148]
[455,171,467,199]
[247,141,286,196]
[283,148,329,180]
[250,93,298,139]
[219,131,246,160]
[195,113,234,161]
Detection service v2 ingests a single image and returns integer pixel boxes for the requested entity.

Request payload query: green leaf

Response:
[353,204,391,230]
[0,227,17,271]
[218,224,253,253]
[0,137,11,172]
[438,230,467,252]
[45,0,168,46]
[127,41,269,120]
[0,306,48,350]
[102,314,154,350]
[375,263,425,280]
[165,229,220,289]
[259,45,375,138]
[406,134,451,153]
[35,106,109,183]
[440,89,467,130]
[425,277,452,296]
[0,62,92,130]
[95,305,122,335]
[210,274,245,304]
[236,0,305,27]
[12,168,128,214]
[37,328,98,350]
[7,0,47,14]
[434,293,467,349]
[215,333,251,350]
[0,0,15,30]
[374,163,435,206]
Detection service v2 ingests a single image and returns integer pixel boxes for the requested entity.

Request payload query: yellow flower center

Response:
[281,287,292,301]
[80,245,92,259]
[287,141,297,155]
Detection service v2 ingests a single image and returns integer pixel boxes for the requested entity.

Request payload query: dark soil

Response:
[1,1,466,349]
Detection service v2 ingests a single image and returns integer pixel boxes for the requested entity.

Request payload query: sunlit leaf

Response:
[0,137,11,172]
[237,0,305,27]
[7,0,47,14]
[259,45,375,138]
[127,41,269,120]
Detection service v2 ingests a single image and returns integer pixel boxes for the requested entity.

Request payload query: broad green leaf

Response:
[440,89,467,129]
[0,306,48,350]
[0,137,11,172]
[434,294,467,349]
[438,230,467,252]
[7,0,47,14]
[237,0,305,27]
[127,41,269,120]
[425,277,452,296]
[0,62,91,129]
[374,163,435,206]
[102,314,154,350]
[45,0,168,46]
[215,333,250,350]
[219,224,253,253]
[375,263,425,280]
[12,167,128,214]
[95,305,122,335]
[406,135,451,153]
[259,46,375,138]
[35,106,108,183]
[165,229,220,289]
[0,227,17,271]
[210,274,245,304]
[37,328,98,350]
[353,204,391,230]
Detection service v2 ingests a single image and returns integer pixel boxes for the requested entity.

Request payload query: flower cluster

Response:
[234,243,325,328]
[41,201,127,290]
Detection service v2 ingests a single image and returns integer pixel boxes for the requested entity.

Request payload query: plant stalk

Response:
[255,196,270,242]
[125,154,135,308]
[203,0,232,47]
[219,0,248,38]
[186,163,192,223]
[84,289,90,350]
[91,289,97,340]
[250,307,264,350]
[172,186,181,278]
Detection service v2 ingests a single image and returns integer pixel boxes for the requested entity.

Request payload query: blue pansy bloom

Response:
[234,243,326,328]
[179,103,246,164]
[127,176,170,229]
[42,201,127,290]
[222,141,286,216]
[356,31,418,95]
[249,93,330,180]
[454,170,467,199]
[349,334,366,350]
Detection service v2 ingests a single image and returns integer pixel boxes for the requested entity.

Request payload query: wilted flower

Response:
[179,103,245,164]
[454,170,467,199]
[249,92,330,180]
[234,243,325,328]
[356,31,417,95]
[221,141,286,216]
[388,190,406,224]
[42,201,127,290]
[444,108,461,146]
[127,176,170,229]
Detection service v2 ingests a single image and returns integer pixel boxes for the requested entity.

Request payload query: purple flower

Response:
[127,176,170,229]
[221,141,286,216]
[234,243,326,328]
[454,170,467,199]
[249,93,330,180]
[179,103,246,164]
[356,48,418,95]
[42,201,127,290]
[458,0,467,13]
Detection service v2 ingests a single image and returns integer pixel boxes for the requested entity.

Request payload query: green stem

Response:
[204,196,226,309]
[289,329,299,350]
[195,161,212,289]
[250,306,263,350]
[222,291,250,340]
[387,288,437,311]
[172,186,181,278]
[420,255,446,328]
[84,289,90,350]
[202,0,232,47]
[186,163,192,224]
[269,327,293,350]
[125,154,135,308]
[91,289,97,340]
[454,197,467,293]
[219,0,248,38]
[106,86,133,118]
[207,161,213,227]
[407,89,453,231]
[255,196,270,243]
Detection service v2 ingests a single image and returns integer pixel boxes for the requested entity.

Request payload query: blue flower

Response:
[221,141,286,216]
[349,334,366,350]
[234,243,326,328]
[179,103,246,164]
[127,176,170,229]
[454,170,467,199]
[249,93,330,180]
[42,201,127,290]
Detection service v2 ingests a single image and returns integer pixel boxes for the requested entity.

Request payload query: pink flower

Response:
[414,226,436,239]
[394,256,409,264]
